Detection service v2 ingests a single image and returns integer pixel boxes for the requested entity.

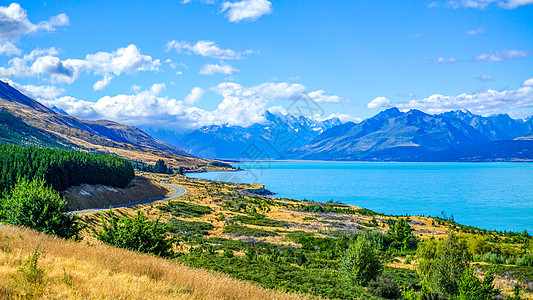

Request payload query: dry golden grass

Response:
[0,225,308,300]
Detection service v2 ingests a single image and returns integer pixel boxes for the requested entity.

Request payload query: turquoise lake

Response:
[187,161,533,232]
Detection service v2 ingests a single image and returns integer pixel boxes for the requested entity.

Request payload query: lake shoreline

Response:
[187,161,533,233]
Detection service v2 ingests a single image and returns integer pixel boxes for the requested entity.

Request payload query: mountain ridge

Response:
[286,108,533,161]
[0,80,221,171]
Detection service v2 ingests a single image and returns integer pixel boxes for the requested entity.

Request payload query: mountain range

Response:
[0,80,217,170]
[154,111,342,160]
[1,80,532,162]
[150,107,533,162]
[286,108,533,161]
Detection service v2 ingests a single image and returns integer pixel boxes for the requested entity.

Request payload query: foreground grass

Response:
[0,225,306,300]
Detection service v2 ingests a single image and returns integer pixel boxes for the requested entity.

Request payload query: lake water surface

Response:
[187,161,533,232]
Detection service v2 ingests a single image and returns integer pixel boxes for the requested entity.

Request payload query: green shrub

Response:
[94,211,174,257]
[232,213,288,227]
[417,235,471,297]
[475,252,505,264]
[166,219,214,238]
[367,275,401,299]
[420,291,448,300]
[0,179,80,239]
[455,268,500,300]
[158,201,212,218]
[387,218,418,251]
[516,253,533,267]
[223,224,276,237]
[341,235,382,286]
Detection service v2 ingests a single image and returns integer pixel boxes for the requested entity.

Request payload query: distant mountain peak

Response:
[375,107,402,119]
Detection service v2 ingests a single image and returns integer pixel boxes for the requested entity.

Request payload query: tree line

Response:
[0,145,135,193]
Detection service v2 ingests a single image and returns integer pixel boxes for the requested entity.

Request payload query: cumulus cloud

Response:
[0,44,160,87]
[5,80,65,102]
[474,49,530,62]
[166,40,251,60]
[476,74,494,82]
[93,75,113,91]
[199,63,239,75]
[0,42,21,56]
[523,78,533,87]
[366,79,533,115]
[0,3,69,42]
[40,81,349,130]
[184,87,205,105]
[367,97,392,109]
[221,0,272,22]
[448,0,533,9]
[465,28,485,35]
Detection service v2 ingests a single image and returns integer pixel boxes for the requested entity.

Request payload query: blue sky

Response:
[0,0,532,131]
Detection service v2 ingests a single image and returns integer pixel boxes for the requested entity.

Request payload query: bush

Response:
[516,253,533,267]
[417,235,471,297]
[387,218,418,251]
[232,213,288,227]
[368,275,401,299]
[94,211,174,257]
[475,252,505,265]
[0,179,80,239]
[341,235,382,286]
[166,219,214,238]
[420,291,448,300]
[158,201,212,218]
[223,224,276,237]
[455,268,500,300]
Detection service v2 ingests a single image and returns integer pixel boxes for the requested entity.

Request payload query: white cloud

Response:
[435,57,457,63]
[465,28,485,35]
[93,75,113,91]
[0,42,21,56]
[199,63,239,75]
[476,74,494,82]
[248,82,350,104]
[307,90,350,104]
[366,80,533,115]
[166,40,249,60]
[474,49,530,62]
[221,0,272,22]
[498,0,533,8]
[23,47,59,61]
[40,81,349,130]
[184,87,205,105]
[367,97,392,109]
[5,80,65,101]
[0,57,32,77]
[448,0,533,9]
[0,44,160,87]
[0,3,69,42]
[523,78,533,87]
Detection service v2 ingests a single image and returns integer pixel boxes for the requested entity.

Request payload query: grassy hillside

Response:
[0,225,304,299]
[75,174,533,300]
[0,111,75,149]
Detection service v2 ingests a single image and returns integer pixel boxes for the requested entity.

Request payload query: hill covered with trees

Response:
[0,145,135,194]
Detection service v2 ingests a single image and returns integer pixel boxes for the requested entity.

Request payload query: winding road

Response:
[69,183,186,215]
